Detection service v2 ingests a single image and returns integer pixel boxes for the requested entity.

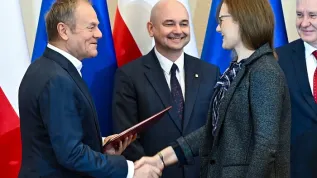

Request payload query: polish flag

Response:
[0,0,30,177]
[113,0,198,67]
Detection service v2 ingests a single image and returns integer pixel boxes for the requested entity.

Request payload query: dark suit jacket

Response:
[276,39,317,178]
[112,49,219,178]
[177,43,291,178]
[18,47,127,178]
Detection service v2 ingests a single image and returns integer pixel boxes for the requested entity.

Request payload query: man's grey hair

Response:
[45,0,91,41]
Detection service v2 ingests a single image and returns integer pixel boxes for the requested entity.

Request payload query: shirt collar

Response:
[47,43,83,76]
[304,42,317,59]
[154,47,184,74]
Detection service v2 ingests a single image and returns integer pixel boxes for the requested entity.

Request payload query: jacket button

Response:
[209,160,216,165]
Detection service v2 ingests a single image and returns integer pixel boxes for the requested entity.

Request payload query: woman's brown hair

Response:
[216,0,275,51]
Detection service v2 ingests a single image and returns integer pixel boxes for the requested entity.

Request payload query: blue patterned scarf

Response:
[212,60,244,136]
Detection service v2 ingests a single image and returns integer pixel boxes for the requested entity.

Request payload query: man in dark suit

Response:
[18,0,162,177]
[276,0,317,177]
[112,1,219,178]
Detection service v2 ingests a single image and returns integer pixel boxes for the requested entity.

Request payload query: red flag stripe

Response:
[0,87,21,178]
[113,7,142,67]
[0,87,19,136]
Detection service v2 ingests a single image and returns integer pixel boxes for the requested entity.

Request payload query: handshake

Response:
[133,154,165,178]
[103,135,175,178]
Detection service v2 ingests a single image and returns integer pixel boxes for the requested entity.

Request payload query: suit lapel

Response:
[183,55,201,130]
[292,40,317,116]
[68,68,102,143]
[44,48,102,145]
[143,50,182,133]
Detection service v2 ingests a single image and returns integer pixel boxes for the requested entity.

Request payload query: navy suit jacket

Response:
[18,47,127,178]
[276,39,317,178]
[112,49,219,178]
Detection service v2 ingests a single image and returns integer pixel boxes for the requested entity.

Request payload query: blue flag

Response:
[269,0,288,48]
[32,0,117,136]
[200,0,231,74]
[201,0,288,73]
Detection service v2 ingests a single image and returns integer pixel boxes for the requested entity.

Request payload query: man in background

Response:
[276,0,317,177]
[112,0,219,177]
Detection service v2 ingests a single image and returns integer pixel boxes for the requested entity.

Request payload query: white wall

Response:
[20,0,299,57]
[282,0,298,42]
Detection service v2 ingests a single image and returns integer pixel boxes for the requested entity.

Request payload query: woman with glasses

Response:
[134,0,291,177]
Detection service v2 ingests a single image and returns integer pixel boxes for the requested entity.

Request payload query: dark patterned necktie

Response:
[170,64,184,120]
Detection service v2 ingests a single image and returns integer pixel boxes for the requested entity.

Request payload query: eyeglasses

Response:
[217,15,232,25]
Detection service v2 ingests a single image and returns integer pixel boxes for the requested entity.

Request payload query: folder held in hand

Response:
[103,106,172,149]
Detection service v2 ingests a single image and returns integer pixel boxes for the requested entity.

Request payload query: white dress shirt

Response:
[155,48,185,99]
[47,44,134,178]
[47,44,83,76]
[304,42,317,95]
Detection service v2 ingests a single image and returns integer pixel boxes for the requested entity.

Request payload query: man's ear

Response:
[57,22,69,41]
[147,21,154,37]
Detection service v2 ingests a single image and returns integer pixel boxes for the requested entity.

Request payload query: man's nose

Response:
[94,27,103,38]
[301,16,311,28]
[173,24,182,34]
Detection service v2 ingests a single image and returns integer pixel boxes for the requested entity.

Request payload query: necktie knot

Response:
[170,64,178,76]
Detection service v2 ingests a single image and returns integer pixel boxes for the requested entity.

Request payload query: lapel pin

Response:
[195,74,199,78]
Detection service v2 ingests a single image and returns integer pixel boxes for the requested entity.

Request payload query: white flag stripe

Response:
[0,0,30,115]
[118,0,154,55]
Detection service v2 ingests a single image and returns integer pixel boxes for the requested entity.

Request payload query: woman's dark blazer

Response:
[176,43,291,178]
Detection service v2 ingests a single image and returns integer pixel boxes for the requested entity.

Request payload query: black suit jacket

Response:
[112,49,219,178]
[276,39,317,178]
[18,47,128,178]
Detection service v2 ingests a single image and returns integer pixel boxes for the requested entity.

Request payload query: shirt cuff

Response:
[126,160,134,178]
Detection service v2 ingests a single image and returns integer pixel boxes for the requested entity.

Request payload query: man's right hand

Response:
[134,155,163,170]
[133,163,163,178]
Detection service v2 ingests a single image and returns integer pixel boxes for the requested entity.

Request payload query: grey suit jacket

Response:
[176,43,291,178]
